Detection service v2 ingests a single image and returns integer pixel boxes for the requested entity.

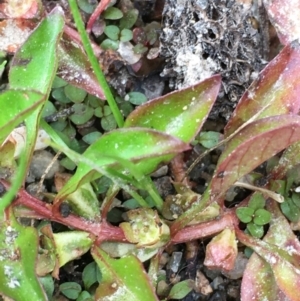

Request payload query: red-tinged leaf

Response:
[212,115,300,200]
[237,227,300,301]
[225,42,300,137]
[124,75,221,143]
[241,253,287,301]
[57,32,105,99]
[263,0,300,45]
[241,201,300,301]
[204,228,237,272]
[0,207,47,300]
[91,247,159,301]
[271,141,300,179]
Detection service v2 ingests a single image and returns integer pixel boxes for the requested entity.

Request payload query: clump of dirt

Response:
[160,0,269,120]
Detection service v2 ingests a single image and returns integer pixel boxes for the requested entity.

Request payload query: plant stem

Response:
[68,0,124,127]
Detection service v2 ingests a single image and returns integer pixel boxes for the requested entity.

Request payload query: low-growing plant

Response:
[1,1,300,301]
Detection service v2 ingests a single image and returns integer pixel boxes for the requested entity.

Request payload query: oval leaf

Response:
[225,42,300,137]
[124,75,221,143]
[211,115,300,200]
[91,247,158,301]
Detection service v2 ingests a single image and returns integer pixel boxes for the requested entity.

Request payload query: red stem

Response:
[86,0,111,33]
[0,180,126,244]
[171,210,239,244]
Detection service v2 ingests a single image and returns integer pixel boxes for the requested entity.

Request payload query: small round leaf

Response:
[246,223,264,238]
[253,208,271,226]
[82,131,102,145]
[82,262,101,290]
[64,85,87,103]
[101,114,117,131]
[236,207,254,223]
[100,39,119,50]
[125,92,147,105]
[197,131,220,148]
[70,104,94,125]
[119,9,139,29]
[59,282,81,299]
[103,7,123,20]
[168,280,194,300]
[120,28,133,42]
[248,193,266,210]
[104,25,120,41]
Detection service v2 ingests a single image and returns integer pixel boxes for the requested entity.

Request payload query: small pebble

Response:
[195,270,213,295]
[167,251,182,273]
[151,165,168,177]
[26,182,46,200]
[211,276,224,290]
[29,150,60,180]
[227,283,240,299]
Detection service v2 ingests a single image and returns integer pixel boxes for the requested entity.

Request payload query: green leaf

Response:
[291,192,300,209]
[52,76,68,88]
[77,290,93,301]
[246,223,264,238]
[281,198,300,222]
[82,131,102,145]
[78,0,97,14]
[248,192,266,210]
[5,7,65,204]
[103,7,123,20]
[70,103,94,125]
[124,75,221,143]
[125,92,147,105]
[0,90,45,145]
[168,280,194,300]
[60,181,100,219]
[101,114,117,131]
[236,207,254,223]
[42,100,57,118]
[0,207,47,300]
[100,39,120,50]
[9,7,64,95]
[52,87,71,103]
[39,275,55,300]
[197,131,220,148]
[120,28,133,42]
[53,231,94,267]
[104,25,120,41]
[253,208,271,225]
[82,262,101,290]
[92,247,159,301]
[53,128,190,200]
[64,84,87,103]
[119,9,139,29]
[60,282,82,299]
